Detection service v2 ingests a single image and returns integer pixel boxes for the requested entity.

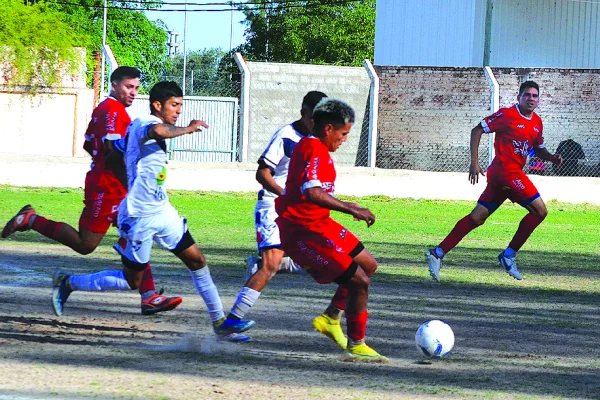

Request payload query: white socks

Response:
[279,256,306,274]
[229,287,261,319]
[68,270,131,291]
[190,267,225,323]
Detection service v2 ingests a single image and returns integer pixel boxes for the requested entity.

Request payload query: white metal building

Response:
[375,0,600,68]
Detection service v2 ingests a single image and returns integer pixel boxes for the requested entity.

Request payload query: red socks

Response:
[31,216,62,240]
[509,213,545,251]
[439,215,478,254]
[138,264,156,295]
[331,284,348,310]
[346,311,368,341]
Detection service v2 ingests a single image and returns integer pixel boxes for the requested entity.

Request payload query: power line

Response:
[46,0,367,12]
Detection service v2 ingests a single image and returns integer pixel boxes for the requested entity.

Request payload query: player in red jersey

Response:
[425,81,563,282]
[2,67,182,315]
[276,98,387,362]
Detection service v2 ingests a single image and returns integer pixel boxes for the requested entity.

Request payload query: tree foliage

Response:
[162,48,240,97]
[0,0,85,87]
[47,0,169,91]
[235,0,375,66]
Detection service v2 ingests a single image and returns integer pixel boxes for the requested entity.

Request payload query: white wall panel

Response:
[375,0,485,66]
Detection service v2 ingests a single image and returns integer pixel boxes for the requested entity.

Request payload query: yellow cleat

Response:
[345,343,389,363]
[313,314,348,349]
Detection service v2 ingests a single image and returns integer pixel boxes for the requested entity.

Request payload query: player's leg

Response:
[499,173,546,280]
[425,177,506,282]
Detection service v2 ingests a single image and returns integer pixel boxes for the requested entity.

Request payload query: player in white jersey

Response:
[51,81,255,341]
[216,92,352,351]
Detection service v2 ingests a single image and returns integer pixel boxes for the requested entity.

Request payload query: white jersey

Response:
[120,114,169,217]
[257,123,305,200]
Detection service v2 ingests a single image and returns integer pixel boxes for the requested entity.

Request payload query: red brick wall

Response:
[376,66,600,174]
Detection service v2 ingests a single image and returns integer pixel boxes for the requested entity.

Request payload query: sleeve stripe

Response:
[105,133,122,141]
[259,156,278,170]
[301,180,321,194]
[480,120,491,133]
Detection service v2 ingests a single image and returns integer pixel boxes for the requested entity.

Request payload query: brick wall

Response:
[376,66,600,174]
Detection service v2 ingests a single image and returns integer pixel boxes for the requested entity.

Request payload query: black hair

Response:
[110,66,140,83]
[302,91,327,110]
[312,98,355,136]
[149,81,183,113]
[519,80,540,96]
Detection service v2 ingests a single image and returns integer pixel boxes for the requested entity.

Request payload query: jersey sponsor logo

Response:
[511,178,526,191]
[156,166,167,185]
[297,240,329,266]
[534,126,540,133]
[486,112,503,124]
[321,181,334,192]
[516,124,525,129]
[92,193,105,217]
[512,140,530,157]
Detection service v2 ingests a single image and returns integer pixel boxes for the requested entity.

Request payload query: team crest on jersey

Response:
[512,140,530,157]
[534,126,540,133]
[156,166,167,185]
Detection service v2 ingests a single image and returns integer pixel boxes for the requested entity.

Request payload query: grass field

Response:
[0,185,599,399]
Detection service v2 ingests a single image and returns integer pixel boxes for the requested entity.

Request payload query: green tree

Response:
[235,0,375,66]
[47,0,169,92]
[163,48,240,97]
[0,0,85,87]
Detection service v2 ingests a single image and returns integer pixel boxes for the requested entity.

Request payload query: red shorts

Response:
[276,217,363,284]
[478,165,540,212]
[80,172,126,234]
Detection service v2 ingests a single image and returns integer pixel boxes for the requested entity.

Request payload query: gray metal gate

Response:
[127,95,238,162]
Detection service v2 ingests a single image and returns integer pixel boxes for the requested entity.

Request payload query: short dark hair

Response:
[519,80,539,96]
[312,98,355,136]
[110,66,140,83]
[302,91,327,110]
[149,81,183,113]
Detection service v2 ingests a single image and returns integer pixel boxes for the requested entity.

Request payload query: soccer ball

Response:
[415,320,454,358]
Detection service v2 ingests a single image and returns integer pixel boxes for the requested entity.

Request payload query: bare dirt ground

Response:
[0,241,598,400]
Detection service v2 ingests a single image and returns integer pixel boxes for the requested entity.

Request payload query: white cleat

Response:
[498,252,523,280]
[425,249,442,282]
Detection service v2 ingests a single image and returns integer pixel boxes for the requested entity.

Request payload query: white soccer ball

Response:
[415,320,454,358]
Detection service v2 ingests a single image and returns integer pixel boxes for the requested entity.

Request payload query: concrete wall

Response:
[246,61,371,167]
[0,88,95,158]
[376,66,600,173]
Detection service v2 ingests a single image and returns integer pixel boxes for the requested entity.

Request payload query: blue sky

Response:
[145,2,247,53]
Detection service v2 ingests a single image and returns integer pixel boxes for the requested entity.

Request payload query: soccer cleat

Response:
[498,251,523,280]
[313,314,348,349]
[51,270,72,317]
[345,343,389,363]
[219,333,253,343]
[213,317,256,336]
[425,249,442,282]
[244,255,259,282]
[141,292,183,315]
[2,204,36,238]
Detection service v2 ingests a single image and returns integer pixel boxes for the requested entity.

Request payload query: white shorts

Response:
[255,199,281,251]
[115,203,187,264]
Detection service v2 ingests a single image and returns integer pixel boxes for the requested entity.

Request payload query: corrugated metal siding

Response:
[490,0,600,68]
[127,96,238,162]
[375,0,485,66]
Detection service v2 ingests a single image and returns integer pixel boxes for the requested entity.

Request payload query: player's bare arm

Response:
[148,120,209,140]
[304,187,375,227]
[469,124,486,185]
[256,163,284,196]
[104,140,127,188]
[83,140,93,156]
[534,147,563,167]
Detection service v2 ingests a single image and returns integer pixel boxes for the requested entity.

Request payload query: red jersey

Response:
[275,137,336,231]
[84,97,130,191]
[481,104,544,172]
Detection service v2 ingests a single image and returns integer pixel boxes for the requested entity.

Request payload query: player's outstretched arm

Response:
[304,187,375,227]
[469,124,486,185]
[534,147,563,167]
[148,120,209,140]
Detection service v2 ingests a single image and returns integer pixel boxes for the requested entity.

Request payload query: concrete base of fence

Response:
[0,154,598,205]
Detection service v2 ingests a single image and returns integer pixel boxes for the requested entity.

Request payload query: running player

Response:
[51,81,255,341]
[425,81,563,282]
[2,67,181,315]
[231,98,387,362]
